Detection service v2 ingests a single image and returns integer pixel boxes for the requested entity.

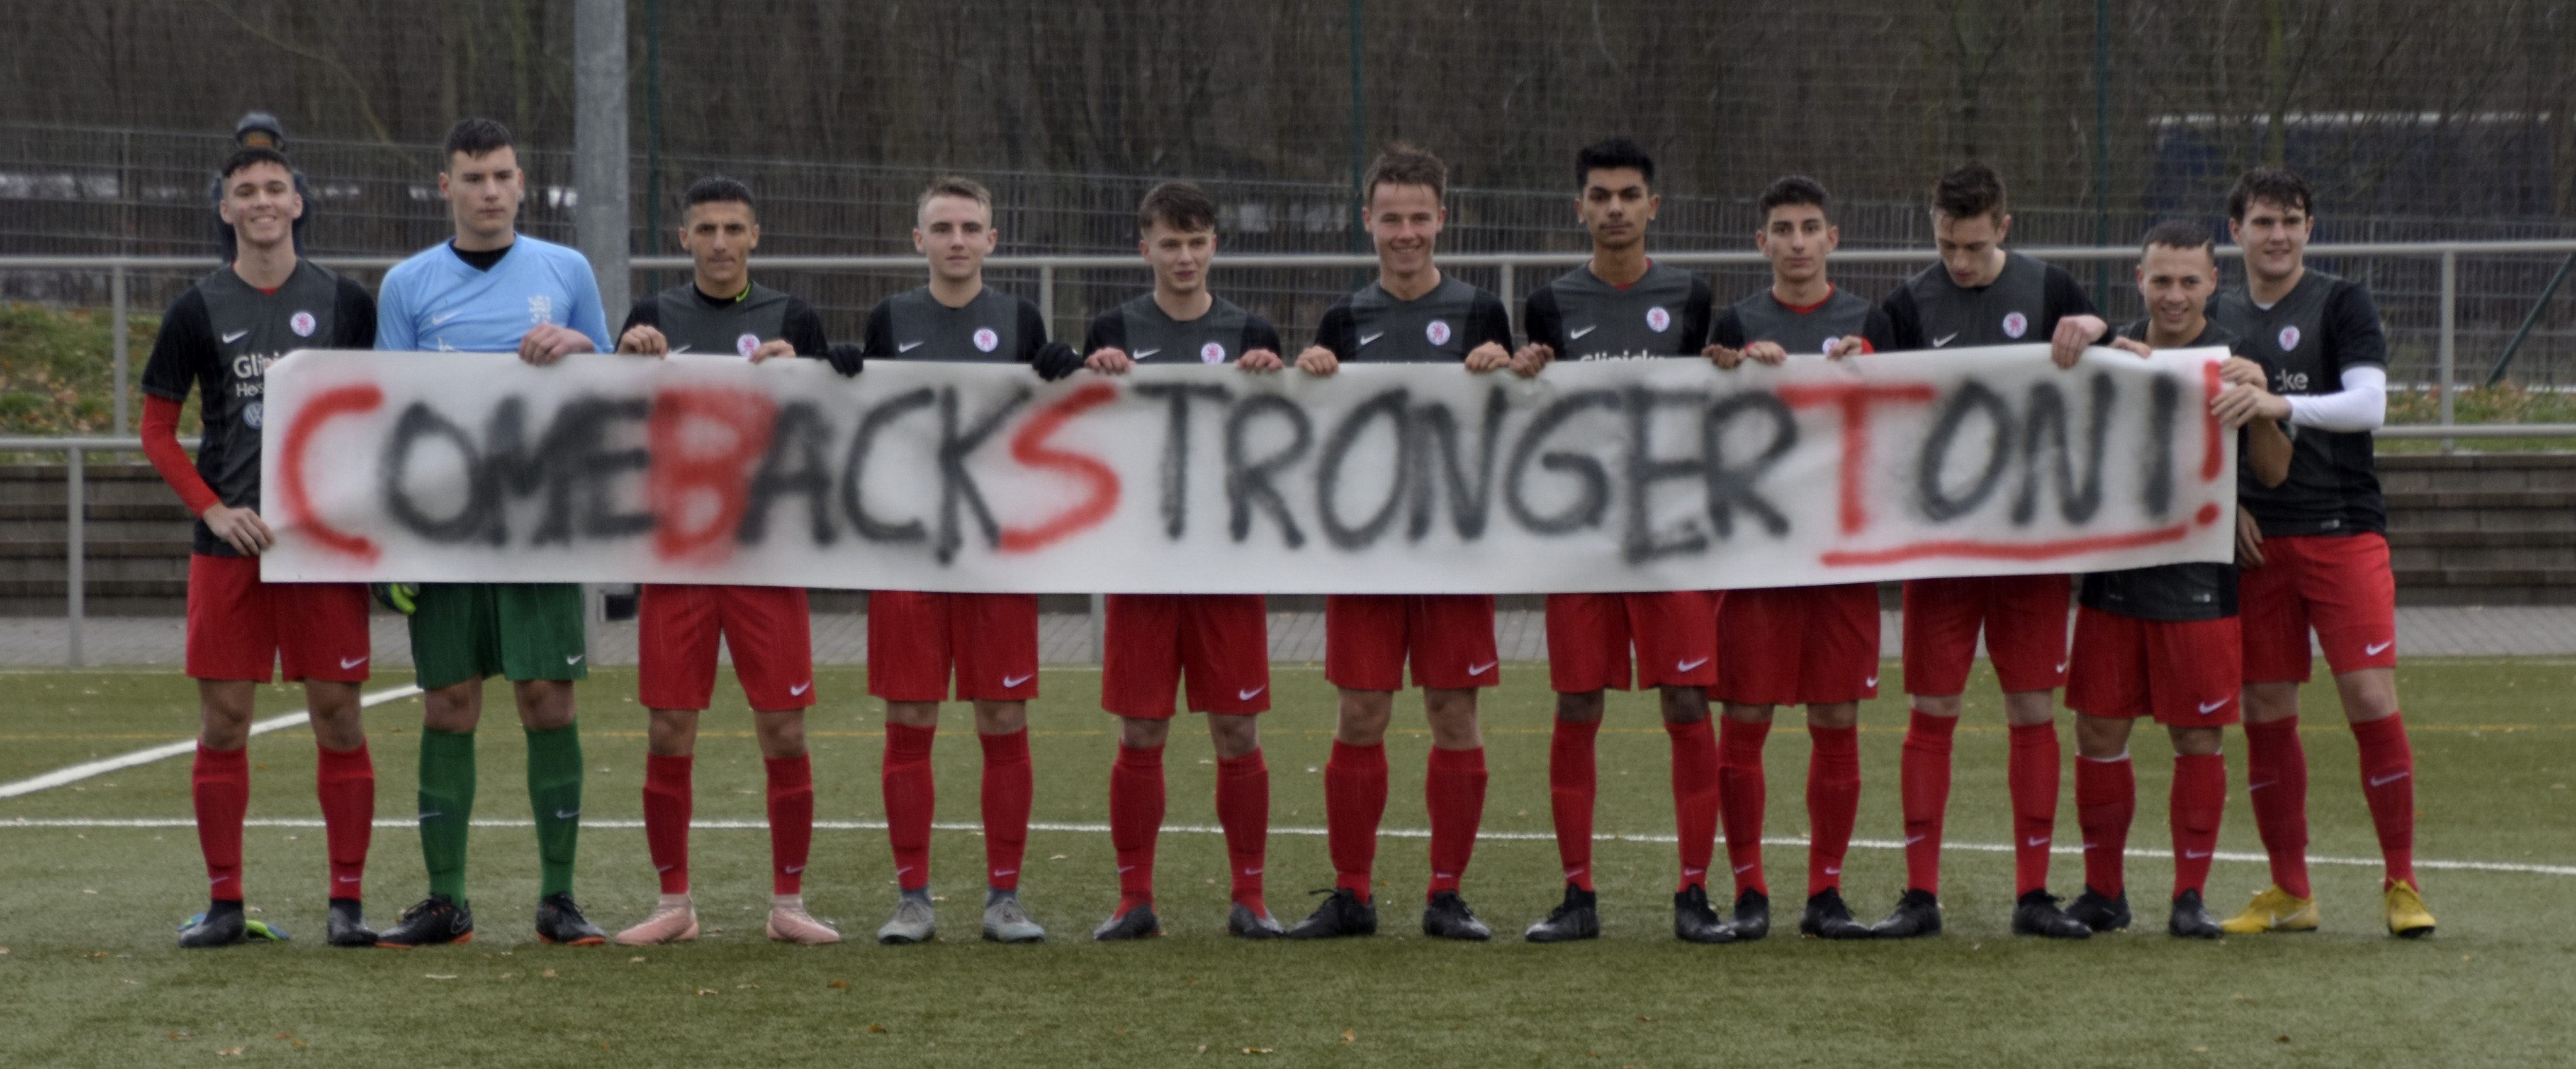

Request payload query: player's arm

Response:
[1081,309,1132,375]
[1238,315,1286,373]
[1464,291,1513,373]
[2284,283,2391,432]
[2045,266,2110,368]
[140,292,269,554]
[1827,305,1894,360]
[519,258,609,364]
[1020,300,1084,381]
[828,302,892,378]
[333,275,379,350]
[1298,302,1354,375]
[1512,287,1563,376]
[1878,286,1926,352]
[373,268,418,351]
[616,297,667,356]
[1678,277,1715,353]
[758,296,831,362]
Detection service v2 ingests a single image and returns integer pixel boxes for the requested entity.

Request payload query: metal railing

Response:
[12,238,2576,437]
[0,436,190,663]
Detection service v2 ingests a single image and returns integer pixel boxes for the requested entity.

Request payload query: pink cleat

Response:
[614,899,699,946]
[766,901,843,946]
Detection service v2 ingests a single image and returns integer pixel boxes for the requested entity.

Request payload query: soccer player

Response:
[2211,168,2436,938]
[2065,221,2292,939]
[1506,139,1732,945]
[607,176,839,946]
[1283,145,1515,943]
[1873,161,2110,940]
[1077,181,1287,941]
[147,145,381,948]
[1701,175,1898,941]
[372,117,615,949]
[863,176,1082,946]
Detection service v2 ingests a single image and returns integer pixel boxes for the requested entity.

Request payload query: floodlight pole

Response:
[574,0,631,642]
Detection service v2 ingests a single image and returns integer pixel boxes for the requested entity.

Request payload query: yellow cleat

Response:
[2219,884,2319,934]
[2384,880,2437,939]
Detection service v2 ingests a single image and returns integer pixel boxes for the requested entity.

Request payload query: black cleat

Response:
[1285,888,1377,941]
[375,894,474,948]
[176,902,248,948]
[1872,888,1944,939]
[1523,885,1600,943]
[1422,891,1492,941]
[2065,886,2132,933]
[2012,890,2093,939]
[1227,902,1285,940]
[1799,888,1874,940]
[534,892,607,946]
[2169,889,2223,939]
[1672,885,1737,944]
[325,898,377,947]
[1730,889,1772,941]
[1091,902,1163,942]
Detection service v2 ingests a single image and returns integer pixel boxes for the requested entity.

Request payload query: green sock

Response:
[417,729,477,907]
[525,722,584,899]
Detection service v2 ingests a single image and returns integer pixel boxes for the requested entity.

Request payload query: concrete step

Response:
[2391,544,2576,570]
[2375,453,2576,494]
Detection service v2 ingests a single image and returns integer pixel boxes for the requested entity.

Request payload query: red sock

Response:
[641,753,693,895]
[980,729,1033,891]
[2171,753,2226,898]
[1324,740,1387,896]
[1215,750,1270,915]
[1547,718,1601,891]
[2242,716,2312,898]
[2350,713,2418,890]
[313,743,373,901]
[1899,710,1957,896]
[764,755,814,896]
[2007,722,2063,896]
[1425,747,1487,898]
[1109,744,1165,912]
[192,744,249,902]
[1666,718,1719,893]
[1717,718,1771,898]
[2074,752,2135,898]
[1806,724,1860,898]
[882,722,937,891]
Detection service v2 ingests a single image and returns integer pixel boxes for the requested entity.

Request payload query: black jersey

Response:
[1711,285,1898,355]
[1082,294,1281,365]
[621,282,828,358]
[2075,319,2267,622]
[862,285,1053,367]
[2209,271,2388,538]
[1883,251,2097,352]
[1522,261,1710,359]
[141,260,375,557]
[1314,276,1512,364]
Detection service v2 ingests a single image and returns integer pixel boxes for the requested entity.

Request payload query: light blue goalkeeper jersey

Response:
[375,233,612,354]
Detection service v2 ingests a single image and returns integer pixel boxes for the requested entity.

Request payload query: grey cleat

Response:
[1092,902,1162,942]
[983,891,1047,944]
[876,895,936,945]
[1227,902,1286,939]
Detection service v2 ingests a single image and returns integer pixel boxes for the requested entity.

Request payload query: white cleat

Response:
[766,902,842,946]
[613,899,699,946]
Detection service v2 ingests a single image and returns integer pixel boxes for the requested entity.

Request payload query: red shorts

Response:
[2240,532,2398,683]
[1101,594,1270,718]
[1324,594,1499,691]
[1545,591,1720,694]
[637,584,814,712]
[2065,606,2243,726]
[1900,574,2071,696]
[1713,584,1882,706]
[184,554,370,683]
[867,590,1040,702]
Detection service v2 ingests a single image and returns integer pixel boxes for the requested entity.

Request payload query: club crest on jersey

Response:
[1646,305,1672,333]
[1200,341,1227,364]
[736,333,761,358]
[528,295,553,324]
[2279,325,2302,351]
[242,400,264,430]
[1425,319,1452,347]
[289,311,317,337]
[973,327,1000,353]
[2002,311,2029,339]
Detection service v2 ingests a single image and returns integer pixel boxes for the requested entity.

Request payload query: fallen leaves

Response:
[693,988,718,996]
[541,968,559,978]
[1341,1029,1356,1045]
[828,979,850,989]
[867,1024,888,1034]
[424,974,458,981]
[629,956,648,964]
[1241,1048,1273,1056]
[216,1047,245,1057]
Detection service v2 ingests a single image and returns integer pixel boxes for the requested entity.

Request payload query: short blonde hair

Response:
[916,176,993,224]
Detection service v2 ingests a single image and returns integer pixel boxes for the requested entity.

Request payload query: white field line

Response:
[0,684,424,800]
[2,815,2568,878]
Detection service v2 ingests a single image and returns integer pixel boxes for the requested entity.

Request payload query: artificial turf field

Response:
[1,659,2571,1067]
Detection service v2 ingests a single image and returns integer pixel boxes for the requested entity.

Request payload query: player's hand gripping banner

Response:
[260,345,2236,592]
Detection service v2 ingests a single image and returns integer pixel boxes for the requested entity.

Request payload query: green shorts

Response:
[407,583,590,691]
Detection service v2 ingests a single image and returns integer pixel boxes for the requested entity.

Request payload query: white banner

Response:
[258,345,2236,593]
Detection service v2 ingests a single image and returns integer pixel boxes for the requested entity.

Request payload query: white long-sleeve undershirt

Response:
[2283,365,2386,433]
